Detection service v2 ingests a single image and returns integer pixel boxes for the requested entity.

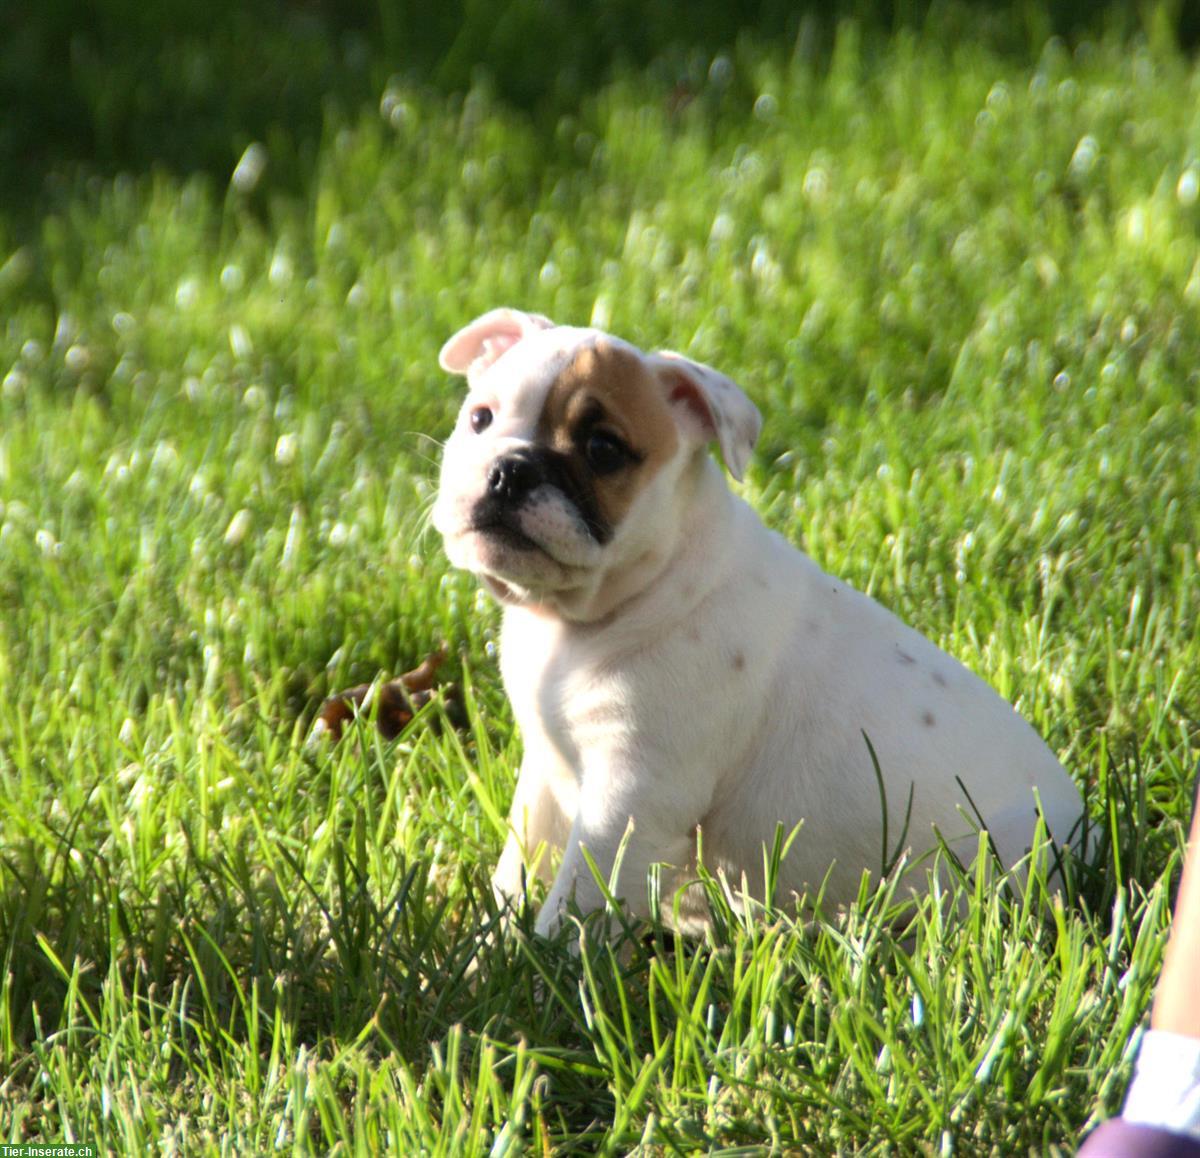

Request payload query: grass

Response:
[2,6,1199,1153]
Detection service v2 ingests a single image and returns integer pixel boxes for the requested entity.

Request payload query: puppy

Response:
[433,308,1086,937]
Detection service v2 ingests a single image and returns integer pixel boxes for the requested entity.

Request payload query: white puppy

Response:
[433,307,1086,937]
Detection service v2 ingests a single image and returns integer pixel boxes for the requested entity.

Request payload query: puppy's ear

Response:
[649,351,762,482]
[438,308,555,376]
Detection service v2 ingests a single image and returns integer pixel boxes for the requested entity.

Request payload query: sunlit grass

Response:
[1,14,1198,1154]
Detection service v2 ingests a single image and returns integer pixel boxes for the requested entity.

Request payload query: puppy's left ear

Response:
[439,308,555,377]
[649,351,762,482]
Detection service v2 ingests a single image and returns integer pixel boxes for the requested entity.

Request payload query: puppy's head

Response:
[432,307,761,617]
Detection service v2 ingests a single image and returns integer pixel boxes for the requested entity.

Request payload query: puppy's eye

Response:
[469,407,494,433]
[584,430,632,475]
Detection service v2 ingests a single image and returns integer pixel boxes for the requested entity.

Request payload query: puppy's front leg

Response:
[533,803,693,939]
[492,742,576,908]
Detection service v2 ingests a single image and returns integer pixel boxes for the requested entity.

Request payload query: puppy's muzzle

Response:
[473,447,612,549]
[468,449,547,552]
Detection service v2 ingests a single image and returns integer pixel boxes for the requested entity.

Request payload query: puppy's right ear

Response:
[647,351,762,482]
[438,308,556,376]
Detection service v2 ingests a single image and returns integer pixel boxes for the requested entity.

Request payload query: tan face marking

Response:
[535,340,680,536]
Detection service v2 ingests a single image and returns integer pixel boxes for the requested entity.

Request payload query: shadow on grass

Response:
[0,794,617,1142]
[2,0,1192,222]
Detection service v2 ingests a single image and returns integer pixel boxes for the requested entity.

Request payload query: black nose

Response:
[486,451,543,506]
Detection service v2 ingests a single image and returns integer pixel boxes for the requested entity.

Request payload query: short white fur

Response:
[433,308,1086,938]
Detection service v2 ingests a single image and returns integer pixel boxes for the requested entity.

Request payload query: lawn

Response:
[1,3,1198,1153]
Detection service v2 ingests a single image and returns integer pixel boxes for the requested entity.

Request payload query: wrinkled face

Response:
[433,332,686,608]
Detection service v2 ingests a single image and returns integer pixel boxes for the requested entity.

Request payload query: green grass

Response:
[2,9,1199,1154]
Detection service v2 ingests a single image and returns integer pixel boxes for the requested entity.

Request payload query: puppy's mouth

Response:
[468,512,541,553]
[448,484,607,585]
